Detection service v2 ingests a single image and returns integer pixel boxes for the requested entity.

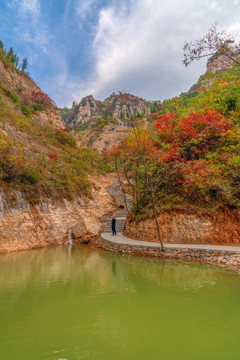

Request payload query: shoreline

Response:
[98,234,240,273]
[0,236,239,274]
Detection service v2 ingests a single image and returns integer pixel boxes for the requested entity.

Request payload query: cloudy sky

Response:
[0,0,240,107]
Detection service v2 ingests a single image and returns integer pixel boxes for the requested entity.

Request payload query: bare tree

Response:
[183,24,240,67]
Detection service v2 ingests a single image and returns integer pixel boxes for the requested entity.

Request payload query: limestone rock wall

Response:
[0,175,115,254]
[207,52,240,74]
[124,208,240,245]
[81,126,129,152]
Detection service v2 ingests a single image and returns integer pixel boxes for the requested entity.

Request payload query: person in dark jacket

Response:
[111,215,117,235]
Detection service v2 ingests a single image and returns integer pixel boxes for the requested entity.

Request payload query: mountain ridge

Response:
[61,92,154,128]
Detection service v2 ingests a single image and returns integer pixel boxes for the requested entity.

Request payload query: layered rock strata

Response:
[124,208,240,245]
[0,175,115,254]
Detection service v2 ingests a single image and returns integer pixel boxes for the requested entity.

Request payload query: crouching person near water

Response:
[111,215,117,236]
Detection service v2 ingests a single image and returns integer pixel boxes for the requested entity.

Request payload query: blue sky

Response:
[1,0,240,107]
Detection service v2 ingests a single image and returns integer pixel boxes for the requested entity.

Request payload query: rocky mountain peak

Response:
[63,92,152,127]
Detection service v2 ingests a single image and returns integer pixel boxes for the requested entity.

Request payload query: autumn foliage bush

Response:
[20,91,55,112]
[107,101,240,211]
[143,66,240,209]
[0,135,39,185]
[0,91,103,202]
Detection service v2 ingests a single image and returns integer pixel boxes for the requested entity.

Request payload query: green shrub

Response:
[33,102,43,111]
[55,129,76,147]
[20,168,38,184]
[10,91,20,103]
[21,104,32,116]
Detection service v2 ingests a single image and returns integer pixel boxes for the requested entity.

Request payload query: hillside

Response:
[0,44,115,253]
[0,59,64,129]
[106,62,240,215]
[0,47,104,202]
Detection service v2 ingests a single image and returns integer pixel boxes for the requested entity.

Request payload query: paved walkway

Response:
[103,178,240,254]
[101,232,240,253]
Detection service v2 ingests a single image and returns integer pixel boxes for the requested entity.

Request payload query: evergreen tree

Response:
[7,47,15,63]
[15,55,19,68]
[20,58,28,72]
[150,101,158,113]
[0,40,3,49]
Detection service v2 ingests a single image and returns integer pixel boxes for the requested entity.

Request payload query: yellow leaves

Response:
[218,80,228,87]
[226,128,240,139]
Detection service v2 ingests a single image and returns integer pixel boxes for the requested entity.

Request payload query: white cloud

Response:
[21,26,50,55]
[5,0,240,107]
[75,0,97,19]
[21,0,40,16]
[30,0,240,107]
[8,0,49,55]
[8,0,40,16]
[72,0,240,103]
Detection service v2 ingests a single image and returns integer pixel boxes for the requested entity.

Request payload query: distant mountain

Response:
[60,93,152,128]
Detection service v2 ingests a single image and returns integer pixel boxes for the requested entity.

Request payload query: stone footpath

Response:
[100,179,240,272]
[99,233,240,272]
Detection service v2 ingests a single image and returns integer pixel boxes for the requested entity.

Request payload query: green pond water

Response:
[0,245,240,360]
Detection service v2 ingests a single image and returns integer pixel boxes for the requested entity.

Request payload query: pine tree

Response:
[20,58,28,72]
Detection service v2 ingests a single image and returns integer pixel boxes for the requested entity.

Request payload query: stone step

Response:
[105,227,125,231]
[105,177,133,235]
[114,212,128,217]
[105,228,125,232]
[105,222,126,227]
[105,223,126,227]
[105,228,125,231]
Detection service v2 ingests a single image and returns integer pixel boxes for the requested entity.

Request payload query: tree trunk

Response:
[150,190,164,251]
[114,157,128,212]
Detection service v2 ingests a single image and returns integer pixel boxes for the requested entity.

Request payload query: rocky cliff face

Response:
[80,123,131,152]
[0,175,115,254]
[206,51,240,74]
[63,93,151,127]
[124,208,240,245]
[0,60,64,129]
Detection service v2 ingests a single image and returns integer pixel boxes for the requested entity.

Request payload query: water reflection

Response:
[112,260,117,276]
[0,245,238,293]
[0,246,239,360]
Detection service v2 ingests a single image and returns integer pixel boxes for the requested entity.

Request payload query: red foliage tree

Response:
[47,153,58,160]
[154,110,231,162]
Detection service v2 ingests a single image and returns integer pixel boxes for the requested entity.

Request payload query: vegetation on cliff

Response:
[61,92,151,130]
[105,64,240,216]
[0,43,103,204]
[0,41,28,74]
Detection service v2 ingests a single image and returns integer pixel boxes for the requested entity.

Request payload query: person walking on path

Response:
[111,215,117,236]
